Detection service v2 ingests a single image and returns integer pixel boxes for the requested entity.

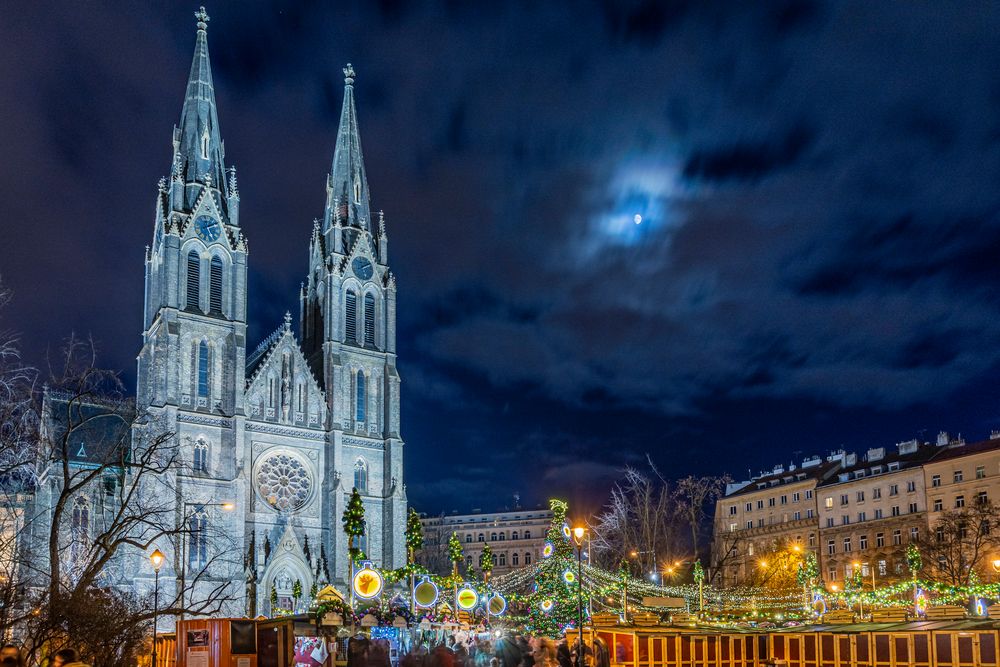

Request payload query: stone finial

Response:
[195,6,210,31]
[343,63,356,85]
[283,311,292,331]
[203,172,213,187]
[157,176,168,193]
[228,166,238,195]
[378,210,386,237]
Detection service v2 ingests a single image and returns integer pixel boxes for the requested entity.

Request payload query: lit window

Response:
[976,465,986,479]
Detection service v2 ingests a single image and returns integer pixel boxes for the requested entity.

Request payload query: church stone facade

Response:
[132,9,406,614]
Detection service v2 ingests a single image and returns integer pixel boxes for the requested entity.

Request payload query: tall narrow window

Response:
[209,256,223,313]
[354,177,361,204]
[354,459,368,493]
[364,293,375,347]
[193,439,208,473]
[186,250,201,310]
[345,291,357,342]
[71,497,90,563]
[197,341,209,398]
[201,129,210,159]
[189,511,208,569]
[356,372,366,422]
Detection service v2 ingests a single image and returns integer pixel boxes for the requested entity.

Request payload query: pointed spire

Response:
[325,63,371,233]
[174,6,229,215]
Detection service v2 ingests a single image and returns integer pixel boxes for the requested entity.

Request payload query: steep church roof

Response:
[324,64,372,234]
[173,7,232,217]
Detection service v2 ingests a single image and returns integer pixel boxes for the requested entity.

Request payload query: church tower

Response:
[300,64,406,575]
[135,6,247,615]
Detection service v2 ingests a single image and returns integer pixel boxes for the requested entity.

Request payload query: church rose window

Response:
[256,452,313,512]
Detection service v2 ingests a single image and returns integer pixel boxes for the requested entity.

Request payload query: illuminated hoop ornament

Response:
[563,569,576,585]
[487,593,507,616]
[542,542,555,559]
[811,593,826,616]
[976,599,986,616]
[456,584,479,611]
[540,599,554,613]
[562,524,572,540]
[352,561,384,600]
[915,589,928,615]
[413,576,440,608]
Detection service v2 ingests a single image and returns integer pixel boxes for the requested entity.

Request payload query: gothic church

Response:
[132,9,406,614]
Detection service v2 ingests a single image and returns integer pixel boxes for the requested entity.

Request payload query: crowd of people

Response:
[0,646,89,667]
[391,634,610,667]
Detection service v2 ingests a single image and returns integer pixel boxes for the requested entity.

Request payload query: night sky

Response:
[3,2,1000,516]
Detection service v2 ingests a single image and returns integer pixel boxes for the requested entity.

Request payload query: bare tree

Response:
[590,459,683,573]
[918,501,1000,587]
[673,474,730,558]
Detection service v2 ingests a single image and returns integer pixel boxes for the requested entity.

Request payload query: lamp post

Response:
[573,526,587,667]
[992,558,1000,583]
[150,548,165,667]
[179,501,235,621]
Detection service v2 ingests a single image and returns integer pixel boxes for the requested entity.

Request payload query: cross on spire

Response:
[195,6,210,30]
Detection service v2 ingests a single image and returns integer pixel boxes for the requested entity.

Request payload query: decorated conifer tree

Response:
[480,544,494,582]
[520,499,582,637]
[342,488,366,583]
[448,531,464,577]
[406,508,424,564]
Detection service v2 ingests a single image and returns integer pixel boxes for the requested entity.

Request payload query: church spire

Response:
[172,6,229,216]
[324,64,371,233]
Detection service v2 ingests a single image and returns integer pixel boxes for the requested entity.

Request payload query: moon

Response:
[633,214,643,225]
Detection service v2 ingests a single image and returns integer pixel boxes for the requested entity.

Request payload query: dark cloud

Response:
[3,2,1000,512]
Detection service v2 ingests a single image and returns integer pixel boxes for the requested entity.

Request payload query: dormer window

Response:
[201,128,210,160]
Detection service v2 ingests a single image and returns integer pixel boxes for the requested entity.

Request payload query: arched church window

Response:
[363,293,375,347]
[209,256,223,314]
[345,290,357,343]
[201,128,210,160]
[186,250,200,310]
[354,459,368,493]
[71,496,90,550]
[355,371,366,423]
[197,341,210,398]
[193,439,209,473]
[189,511,208,569]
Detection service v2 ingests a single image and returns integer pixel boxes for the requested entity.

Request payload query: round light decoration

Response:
[487,593,507,616]
[542,542,555,559]
[561,524,571,539]
[352,561,384,600]
[915,590,928,615]
[540,599,554,613]
[811,593,826,616]
[976,599,986,616]
[255,451,313,512]
[456,585,479,611]
[563,569,576,585]
[413,576,439,608]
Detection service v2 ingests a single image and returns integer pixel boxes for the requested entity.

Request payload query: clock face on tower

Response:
[194,215,221,242]
[352,257,374,280]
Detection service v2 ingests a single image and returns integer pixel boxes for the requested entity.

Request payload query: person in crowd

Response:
[0,645,23,667]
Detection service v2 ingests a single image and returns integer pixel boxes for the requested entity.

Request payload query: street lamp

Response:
[992,558,1000,582]
[180,501,235,621]
[572,526,586,667]
[150,548,165,667]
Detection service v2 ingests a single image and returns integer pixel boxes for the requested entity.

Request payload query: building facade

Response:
[27,10,406,618]
[417,508,553,578]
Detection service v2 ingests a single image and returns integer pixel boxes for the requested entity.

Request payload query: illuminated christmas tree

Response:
[519,499,585,637]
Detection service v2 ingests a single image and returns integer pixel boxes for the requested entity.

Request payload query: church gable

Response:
[245,314,326,428]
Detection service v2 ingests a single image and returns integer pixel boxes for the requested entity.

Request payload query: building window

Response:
[478,534,484,542]
[807,509,815,519]
[828,568,837,581]
[745,502,752,512]
[809,533,816,547]
[757,500,764,510]
[954,470,963,483]
[805,490,813,499]
[193,439,208,473]
[746,521,753,530]
[354,177,362,204]
[908,502,918,513]
[878,560,887,576]
[524,552,531,565]
[355,371,366,422]
[794,511,801,520]
[889,484,899,496]
[499,553,507,566]
[729,505,737,516]
[491,532,497,541]
[859,535,868,550]
[874,508,883,519]
[201,128,210,159]
[792,492,800,502]
[512,553,519,566]
[978,491,989,505]
[843,537,852,552]
[858,511,866,522]
[826,518,834,528]
[780,495,787,505]
[907,481,916,493]
[955,495,965,508]
[345,290,357,342]
[209,256,223,313]
[354,459,368,493]
[933,499,943,511]
[189,511,208,569]
[932,475,941,487]
[465,534,472,543]
[71,496,90,561]
[769,498,776,507]
[935,527,945,542]
[910,527,919,542]
[977,465,986,479]
[524,530,530,539]
[186,250,201,309]
[511,531,518,540]
[873,488,882,499]
[729,523,737,532]
[824,497,833,509]
[363,293,375,347]
[840,494,849,506]
[827,540,835,555]
[876,532,884,548]
[197,341,209,398]
[856,491,865,502]
[891,505,900,517]
[893,529,902,546]
[842,515,850,525]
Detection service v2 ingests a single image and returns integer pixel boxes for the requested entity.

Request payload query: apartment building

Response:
[416,507,553,577]
[924,436,1000,524]
[816,440,936,586]
[711,455,841,587]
